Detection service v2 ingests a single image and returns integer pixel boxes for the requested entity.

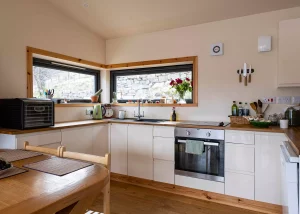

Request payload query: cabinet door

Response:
[16,130,61,149]
[153,137,174,161]
[225,130,254,145]
[225,171,254,200]
[110,124,128,175]
[278,18,300,87]
[154,159,174,184]
[255,133,287,205]
[225,143,254,173]
[93,124,109,156]
[61,127,93,154]
[128,125,153,180]
[153,126,174,138]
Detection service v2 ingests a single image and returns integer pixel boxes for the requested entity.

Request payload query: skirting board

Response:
[110,173,282,214]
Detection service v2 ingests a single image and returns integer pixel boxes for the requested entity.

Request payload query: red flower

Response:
[170,80,175,86]
[176,78,183,84]
[186,77,190,81]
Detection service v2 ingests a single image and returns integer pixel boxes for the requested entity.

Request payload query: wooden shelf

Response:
[111,103,198,107]
[55,103,98,107]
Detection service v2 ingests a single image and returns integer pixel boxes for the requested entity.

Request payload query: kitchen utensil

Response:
[254,102,258,110]
[119,110,126,119]
[250,102,257,113]
[280,119,289,129]
[248,65,251,82]
[263,104,269,114]
[238,69,242,82]
[243,63,248,86]
[257,100,263,114]
[92,104,106,120]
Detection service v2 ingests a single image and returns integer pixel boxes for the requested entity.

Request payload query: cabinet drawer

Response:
[225,171,254,200]
[154,159,174,184]
[225,143,254,173]
[153,126,174,138]
[16,131,61,149]
[225,130,254,145]
[153,137,174,161]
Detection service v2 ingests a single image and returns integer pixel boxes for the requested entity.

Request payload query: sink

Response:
[111,118,168,123]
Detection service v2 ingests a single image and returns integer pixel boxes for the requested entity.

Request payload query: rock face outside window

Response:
[116,71,192,100]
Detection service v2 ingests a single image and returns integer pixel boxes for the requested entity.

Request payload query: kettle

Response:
[93,104,106,120]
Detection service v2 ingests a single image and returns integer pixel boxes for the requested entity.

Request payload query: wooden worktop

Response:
[1,120,300,155]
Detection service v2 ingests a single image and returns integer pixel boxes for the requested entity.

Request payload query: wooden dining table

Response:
[0,152,110,214]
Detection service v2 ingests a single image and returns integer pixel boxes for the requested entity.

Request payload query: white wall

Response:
[0,0,106,122]
[106,7,300,122]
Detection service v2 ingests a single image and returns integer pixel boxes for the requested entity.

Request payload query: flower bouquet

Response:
[170,78,192,104]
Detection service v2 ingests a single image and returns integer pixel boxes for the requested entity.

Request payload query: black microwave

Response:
[0,98,54,130]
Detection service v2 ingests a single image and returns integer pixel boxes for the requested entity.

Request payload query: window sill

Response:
[55,103,98,107]
[111,103,198,107]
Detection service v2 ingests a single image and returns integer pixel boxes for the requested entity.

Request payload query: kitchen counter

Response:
[1,119,300,155]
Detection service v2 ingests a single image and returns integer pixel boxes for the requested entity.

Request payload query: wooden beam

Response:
[192,56,198,105]
[27,46,106,69]
[106,56,196,69]
[110,173,282,214]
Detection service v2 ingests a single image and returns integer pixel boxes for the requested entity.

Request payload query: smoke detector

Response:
[82,0,89,8]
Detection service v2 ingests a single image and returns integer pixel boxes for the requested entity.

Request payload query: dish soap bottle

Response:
[171,107,177,121]
[238,102,244,116]
[232,101,238,116]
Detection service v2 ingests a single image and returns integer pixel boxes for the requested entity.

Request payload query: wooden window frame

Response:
[27,46,198,107]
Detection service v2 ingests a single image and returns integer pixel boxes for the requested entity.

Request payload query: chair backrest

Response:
[60,146,111,170]
[24,141,61,157]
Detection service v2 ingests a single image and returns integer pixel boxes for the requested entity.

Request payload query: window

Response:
[33,58,100,102]
[110,64,193,103]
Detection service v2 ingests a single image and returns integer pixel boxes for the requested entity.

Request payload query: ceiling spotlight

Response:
[82,1,89,8]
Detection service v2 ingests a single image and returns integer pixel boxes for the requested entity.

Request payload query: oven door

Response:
[175,137,224,182]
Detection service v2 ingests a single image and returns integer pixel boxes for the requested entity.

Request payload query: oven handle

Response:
[177,140,219,147]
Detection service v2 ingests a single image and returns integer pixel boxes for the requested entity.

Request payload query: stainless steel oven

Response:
[175,127,225,182]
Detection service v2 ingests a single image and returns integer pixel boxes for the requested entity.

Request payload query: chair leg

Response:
[102,181,110,214]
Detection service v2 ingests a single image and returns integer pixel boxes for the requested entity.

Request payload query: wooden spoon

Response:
[250,102,257,113]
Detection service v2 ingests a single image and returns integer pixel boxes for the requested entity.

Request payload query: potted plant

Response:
[169,78,192,104]
[91,89,103,103]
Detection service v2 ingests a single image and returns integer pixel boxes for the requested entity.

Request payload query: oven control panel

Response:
[175,127,225,140]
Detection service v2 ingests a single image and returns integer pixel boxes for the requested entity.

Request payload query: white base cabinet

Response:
[154,159,174,184]
[225,171,254,200]
[128,125,153,180]
[110,124,128,175]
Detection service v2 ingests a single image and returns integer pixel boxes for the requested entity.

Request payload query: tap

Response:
[134,99,144,121]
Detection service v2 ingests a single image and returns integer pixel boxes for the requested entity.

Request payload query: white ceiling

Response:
[48,0,300,39]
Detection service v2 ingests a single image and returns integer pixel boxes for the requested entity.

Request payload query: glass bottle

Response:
[243,102,250,116]
[232,101,238,116]
[238,102,243,116]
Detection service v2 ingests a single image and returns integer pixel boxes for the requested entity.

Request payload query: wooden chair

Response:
[60,146,111,214]
[23,141,62,156]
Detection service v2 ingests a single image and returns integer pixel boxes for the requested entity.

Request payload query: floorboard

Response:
[89,181,266,214]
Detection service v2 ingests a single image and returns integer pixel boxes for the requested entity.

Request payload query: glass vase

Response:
[177,92,186,104]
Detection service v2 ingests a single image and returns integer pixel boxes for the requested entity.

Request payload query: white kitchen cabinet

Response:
[92,124,109,156]
[255,132,287,205]
[110,124,128,175]
[153,137,174,161]
[225,143,254,173]
[153,126,174,138]
[154,159,174,184]
[16,130,62,149]
[225,130,254,145]
[61,126,94,154]
[128,125,153,180]
[225,171,254,200]
[278,18,300,87]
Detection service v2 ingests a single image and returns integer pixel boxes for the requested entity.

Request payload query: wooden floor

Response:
[89,180,266,214]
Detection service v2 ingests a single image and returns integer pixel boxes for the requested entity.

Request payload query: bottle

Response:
[243,102,250,116]
[171,107,177,121]
[232,101,238,116]
[238,102,243,116]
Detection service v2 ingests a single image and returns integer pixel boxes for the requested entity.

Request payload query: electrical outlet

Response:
[86,109,93,115]
[276,96,291,104]
[292,96,300,104]
[261,97,276,104]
